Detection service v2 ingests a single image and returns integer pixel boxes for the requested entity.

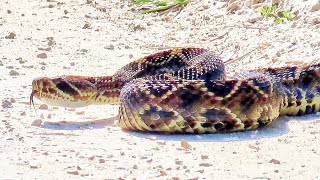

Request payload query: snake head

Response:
[31,76,121,108]
[31,76,97,108]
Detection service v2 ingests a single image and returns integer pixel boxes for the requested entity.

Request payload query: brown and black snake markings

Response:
[31,48,320,133]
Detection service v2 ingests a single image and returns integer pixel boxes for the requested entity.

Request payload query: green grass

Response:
[260,5,295,24]
[131,0,189,14]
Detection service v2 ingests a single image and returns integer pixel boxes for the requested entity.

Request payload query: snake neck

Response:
[88,76,126,105]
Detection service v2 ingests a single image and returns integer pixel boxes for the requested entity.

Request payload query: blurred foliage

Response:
[260,5,295,24]
[130,0,189,13]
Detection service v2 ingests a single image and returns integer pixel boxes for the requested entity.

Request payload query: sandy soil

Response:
[1,0,320,179]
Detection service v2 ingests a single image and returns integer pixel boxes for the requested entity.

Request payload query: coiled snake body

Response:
[31,48,320,133]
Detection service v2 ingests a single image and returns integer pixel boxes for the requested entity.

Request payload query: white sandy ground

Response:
[1,0,320,179]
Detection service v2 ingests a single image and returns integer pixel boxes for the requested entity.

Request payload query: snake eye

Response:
[55,80,78,96]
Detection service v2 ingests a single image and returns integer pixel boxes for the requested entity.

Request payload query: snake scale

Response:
[31,48,320,133]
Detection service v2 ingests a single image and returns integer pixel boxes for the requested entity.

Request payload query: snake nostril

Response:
[32,79,36,87]
[32,78,45,89]
[32,79,40,91]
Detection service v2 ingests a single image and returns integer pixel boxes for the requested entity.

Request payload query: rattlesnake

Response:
[31,48,320,133]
